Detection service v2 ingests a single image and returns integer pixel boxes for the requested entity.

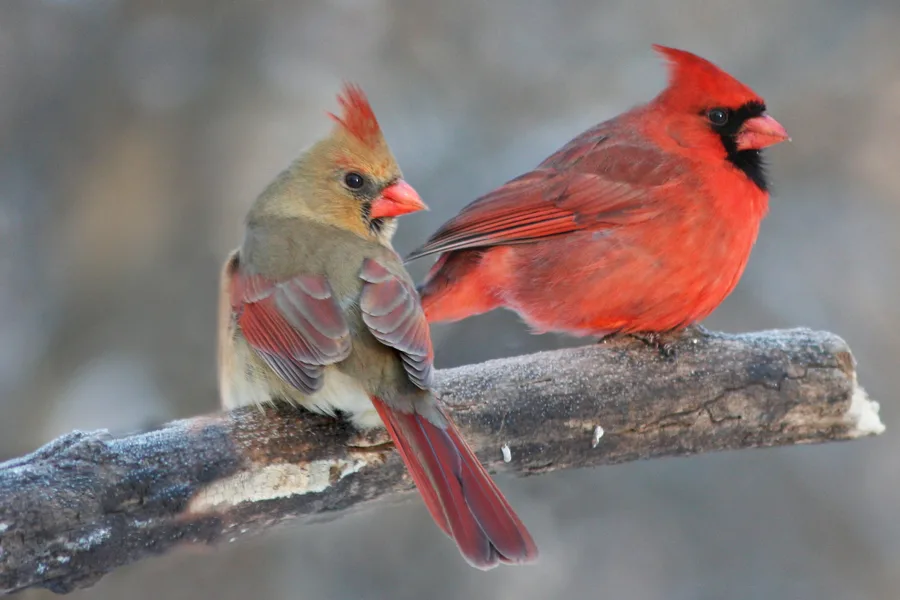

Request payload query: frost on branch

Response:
[0,328,884,595]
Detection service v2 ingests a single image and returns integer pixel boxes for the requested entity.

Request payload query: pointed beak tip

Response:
[738,114,790,150]
[396,179,428,212]
[771,116,790,138]
[370,179,428,219]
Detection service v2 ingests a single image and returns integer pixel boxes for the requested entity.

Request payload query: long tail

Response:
[370,396,538,569]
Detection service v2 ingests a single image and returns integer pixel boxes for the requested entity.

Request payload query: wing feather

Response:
[359,258,434,390]
[407,141,683,260]
[230,267,352,395]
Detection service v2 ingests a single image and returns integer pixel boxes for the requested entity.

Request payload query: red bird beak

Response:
[370,179,428,219]
[736,114,791,151]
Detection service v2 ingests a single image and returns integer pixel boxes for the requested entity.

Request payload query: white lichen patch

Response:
[0,522,8,533]
[846,377,885,438]
[562,418,607,448]
[591,425,605,448]
[63,527,111,551]
[130,519,154,528]
[501,444,512,463]
[187,457,372,513]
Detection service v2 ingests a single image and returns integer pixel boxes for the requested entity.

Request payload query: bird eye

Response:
[707,108,729,126]
[344,172,365,190]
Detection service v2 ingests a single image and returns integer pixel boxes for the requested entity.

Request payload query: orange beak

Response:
[370,179,428,219]
[736,114,791,151]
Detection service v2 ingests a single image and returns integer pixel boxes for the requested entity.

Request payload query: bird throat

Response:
[369,216,385,235]
[701,101,769,192]
[723,146,767,193]
[711,101,769,193]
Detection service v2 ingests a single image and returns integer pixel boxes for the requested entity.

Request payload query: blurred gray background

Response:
[2,0,898,598]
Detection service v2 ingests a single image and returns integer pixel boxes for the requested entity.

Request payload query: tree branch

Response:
[0,328,884,595]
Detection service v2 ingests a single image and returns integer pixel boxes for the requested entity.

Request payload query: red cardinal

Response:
[408,46,790,343]
[218,84,537,569]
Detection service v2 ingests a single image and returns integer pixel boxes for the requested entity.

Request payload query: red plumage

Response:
[230,271,352,394]
[408,45,790,336]
[328,83,384,149]
[371,397,538,567]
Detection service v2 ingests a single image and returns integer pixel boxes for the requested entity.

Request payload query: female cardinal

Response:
[217,84,537,569]
[407,45,790,343]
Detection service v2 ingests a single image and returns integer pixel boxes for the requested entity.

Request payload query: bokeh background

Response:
[2,0,898,598]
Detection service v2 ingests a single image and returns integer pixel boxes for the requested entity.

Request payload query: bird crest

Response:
[328,83,384,150]
[652,44,762,110]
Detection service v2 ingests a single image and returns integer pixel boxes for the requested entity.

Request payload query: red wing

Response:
[229,263,351,395]
[406,142,680,260]
[359,258,434,390]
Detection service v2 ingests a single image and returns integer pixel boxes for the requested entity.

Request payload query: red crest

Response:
[328,83,383,148]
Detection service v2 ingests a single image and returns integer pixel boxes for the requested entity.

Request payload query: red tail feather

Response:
[371,396,538,569]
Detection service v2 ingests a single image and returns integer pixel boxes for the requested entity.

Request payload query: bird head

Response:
[256,84,427,246]
[651,45,790,191]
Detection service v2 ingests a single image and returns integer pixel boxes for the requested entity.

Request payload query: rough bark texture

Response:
[0,328,884,595]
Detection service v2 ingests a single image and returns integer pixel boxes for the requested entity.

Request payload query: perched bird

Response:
[408,45,790,347]
[217,84,538,569]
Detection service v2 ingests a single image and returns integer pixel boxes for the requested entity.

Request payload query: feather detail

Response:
[407,145,673,261]
[359,258,434,389]
[652,44,764,112]
[371,397,538,569]
[327,83,383,149]
[229,268,351,395]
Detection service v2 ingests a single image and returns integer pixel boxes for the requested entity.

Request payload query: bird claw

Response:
[347,428,394,453]
[682,323,712,338]
[347,442,395,454]
[615,324,711,359]
[629,332,679,359]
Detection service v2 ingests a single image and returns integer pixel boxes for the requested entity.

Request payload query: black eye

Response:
[344,172,365,190]
[707,108,729,126]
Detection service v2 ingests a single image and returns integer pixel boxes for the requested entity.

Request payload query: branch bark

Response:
[0,328,885,595]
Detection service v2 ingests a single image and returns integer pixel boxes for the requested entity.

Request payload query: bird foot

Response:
[628,332,679,359]
[682,323,713,338]
[347,442,395,454]
[602,324,711,360]
[347,429,394,453]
